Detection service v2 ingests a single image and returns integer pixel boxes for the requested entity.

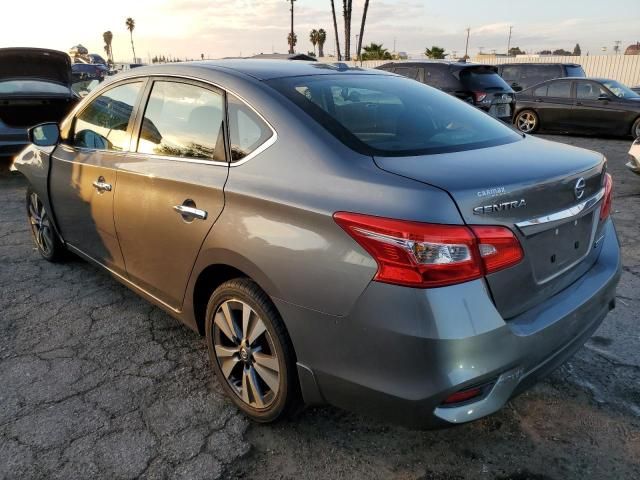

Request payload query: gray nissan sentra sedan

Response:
[14,60,621,427]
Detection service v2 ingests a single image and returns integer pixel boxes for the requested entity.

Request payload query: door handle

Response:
[92,177,112,193]
[535,98,543,103]
[173,203,208,221]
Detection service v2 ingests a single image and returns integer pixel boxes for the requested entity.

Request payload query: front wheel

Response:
[205,278,300,423]
[514,110,539,134]
[26,188,65,262]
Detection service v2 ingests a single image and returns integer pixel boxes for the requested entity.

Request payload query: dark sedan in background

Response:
[376,61,516,122]
[514,77,640,138]
[0,48,79,168]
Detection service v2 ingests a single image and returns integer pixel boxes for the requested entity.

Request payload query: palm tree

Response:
[287,1,296,54]
[125,17,136,62]
[425,46,447,59]
[309,29,319,56]
[361,42,392,60]
[342,0,353,60]
[330,0,341,60]
[356,0,369,61]
[317,29,327,57]
[287,32,298,53]
[102,31,113,65]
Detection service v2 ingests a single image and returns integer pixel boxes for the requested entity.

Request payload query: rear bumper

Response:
[277,219,621,428]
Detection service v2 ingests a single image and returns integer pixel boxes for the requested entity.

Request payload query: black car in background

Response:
[513,77,640,138]
[497,63,586,91]
[71,62,108,83]
[0,48,79,168]
[632,86,640,94]
[376,61,516,122]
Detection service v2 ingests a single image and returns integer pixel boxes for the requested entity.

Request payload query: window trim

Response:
[121,73,277,167]
[69,78,148,154]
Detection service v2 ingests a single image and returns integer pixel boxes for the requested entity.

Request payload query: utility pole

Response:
[393,37,397,54]
[464,27,470,59]
[614,40,621,55]
[507,25,513,56]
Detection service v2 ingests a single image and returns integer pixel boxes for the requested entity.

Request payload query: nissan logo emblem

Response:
[574,177,586,200]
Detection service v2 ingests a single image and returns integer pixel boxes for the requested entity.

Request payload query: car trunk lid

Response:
[374,135,607,318]
[0,48,72,86]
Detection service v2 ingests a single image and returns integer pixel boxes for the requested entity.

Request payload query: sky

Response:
[2,0,639,62]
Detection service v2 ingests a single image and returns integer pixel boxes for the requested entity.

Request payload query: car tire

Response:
[514,110,539,134]
[205,277,300,423]
[632,117,640,139]
[26,187,66,262]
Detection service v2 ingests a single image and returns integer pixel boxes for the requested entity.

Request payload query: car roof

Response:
[500,62,582,67]
[379,60,494,69]
[116,59,389,81]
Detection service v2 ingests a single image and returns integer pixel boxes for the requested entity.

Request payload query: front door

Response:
[49,80,145,274]
[572,80,626,134]
[113,79,228,309]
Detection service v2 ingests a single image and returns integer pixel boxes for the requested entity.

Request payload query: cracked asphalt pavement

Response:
[1,135,639,480]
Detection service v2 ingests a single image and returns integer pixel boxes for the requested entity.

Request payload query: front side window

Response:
[575,81,607,100]
[227,93,273,162]
[267,74,521,157]
[547,81,571,98]
[73,81,142,151]
[137,81,225,161]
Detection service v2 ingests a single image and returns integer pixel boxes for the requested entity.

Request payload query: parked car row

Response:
[377,60,640,139]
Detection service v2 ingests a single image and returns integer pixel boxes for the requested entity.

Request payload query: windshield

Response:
[0,79,70,95]
[459,67,511,91]
[267,74,521,156]
[601,80,640,99]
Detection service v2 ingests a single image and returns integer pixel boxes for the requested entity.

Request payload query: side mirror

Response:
[597,94,611,101]
[28,123,60,147]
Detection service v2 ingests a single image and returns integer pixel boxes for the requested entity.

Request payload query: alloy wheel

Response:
[28,192,54,257]
[516,111,537,133]
[212,299,281,409]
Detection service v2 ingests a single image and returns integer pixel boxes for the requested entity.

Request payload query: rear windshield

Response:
[565,65,585,77]
[0,80,70,95]
[267,74,521,157]
[459,67,511,91]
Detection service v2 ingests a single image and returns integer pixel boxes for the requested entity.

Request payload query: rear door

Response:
[113,78,228,309]
[49,80,145,275]
[531,80,574,129]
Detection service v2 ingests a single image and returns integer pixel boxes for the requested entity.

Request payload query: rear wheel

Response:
[515,110,539,134]
[26,188,65,262]
[632,117,640,139]
[205,278,299,423]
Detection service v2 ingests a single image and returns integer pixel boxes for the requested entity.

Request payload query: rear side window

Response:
[500,65,520,83]
[137,81,225,161]
[459,67,510,90]
[227,93,273,162]
[267,74,521,157]
[73,81,142,151]
[547,81,572,98]
[393,67,420,81]
[565,65,585,77]
[532,84,548,97]
[424,66,456,89]
[522,65,562,87]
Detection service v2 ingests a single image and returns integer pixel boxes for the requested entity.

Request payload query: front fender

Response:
[13,145,63,241]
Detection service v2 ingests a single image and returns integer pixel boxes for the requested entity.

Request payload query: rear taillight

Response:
[600,173,613,220]
[473,91,488,102]
[333,212,523,288]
